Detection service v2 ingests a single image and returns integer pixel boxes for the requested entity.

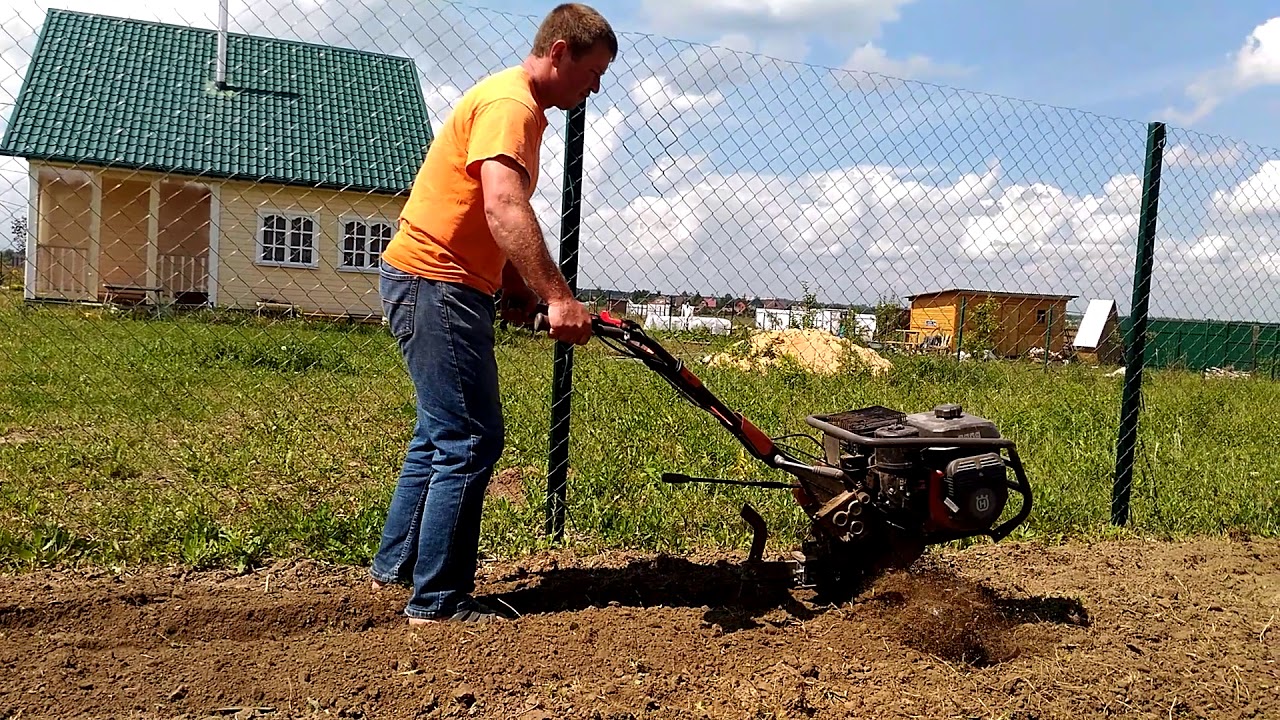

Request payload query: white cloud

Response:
[638,0,921,78]
[1212,160,1280,216]
[422,85,462,124]
[576,156,1155,309]
[1184,234,1235,261]
[835,42,969,91]
[1164,142,1244,168]
[639,0,913,39]
[633,2,959,96]
[1166,16,1280,124]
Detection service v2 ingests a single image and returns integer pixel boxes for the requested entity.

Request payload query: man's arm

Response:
[481,155,591,344]
[481,155,570,303]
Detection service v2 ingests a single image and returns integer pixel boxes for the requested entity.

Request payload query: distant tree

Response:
[961,297,1002,356]
[10,216,26,247]
[796,282,819,329]
[873,299,908,342]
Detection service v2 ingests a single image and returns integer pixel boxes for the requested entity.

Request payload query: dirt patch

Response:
[487,466,534,506]
[856,563,1089,667]
[0,536,1276,719]
[0,427,39,445]
[703,329,892,376]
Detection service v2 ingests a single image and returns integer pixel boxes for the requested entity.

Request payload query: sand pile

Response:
[703,328,893,376]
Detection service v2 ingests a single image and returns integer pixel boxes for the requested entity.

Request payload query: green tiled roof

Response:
[0,9,433,194]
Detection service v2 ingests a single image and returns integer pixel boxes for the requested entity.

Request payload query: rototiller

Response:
[528,310,1033,598]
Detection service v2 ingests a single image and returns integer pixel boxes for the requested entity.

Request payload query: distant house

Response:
[905,288,1076,356]
[0,9,432,316]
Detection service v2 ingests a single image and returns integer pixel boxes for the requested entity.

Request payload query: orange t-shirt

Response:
[382,66,548,295]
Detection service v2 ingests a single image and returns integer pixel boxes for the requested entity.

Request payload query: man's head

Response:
[526,3,617,110]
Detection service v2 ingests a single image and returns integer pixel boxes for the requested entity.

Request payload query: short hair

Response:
[531,3,618,60]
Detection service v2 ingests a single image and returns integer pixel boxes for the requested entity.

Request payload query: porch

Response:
[28,166,218,306]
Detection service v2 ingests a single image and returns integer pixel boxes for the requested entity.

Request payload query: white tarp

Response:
[644,315,732,335]
[1074,299,1117,349]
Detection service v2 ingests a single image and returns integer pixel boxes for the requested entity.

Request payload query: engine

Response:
[814,404,1011,538]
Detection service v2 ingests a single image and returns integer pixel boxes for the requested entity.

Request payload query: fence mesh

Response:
[0,0,1276,568]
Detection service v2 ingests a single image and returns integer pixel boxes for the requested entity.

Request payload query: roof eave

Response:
[0,151,412,196]
[906,288,1077,301]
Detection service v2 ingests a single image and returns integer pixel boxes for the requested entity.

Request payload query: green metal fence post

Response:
[1272,328,1278,381]
[546,100,587,542]
[1044,307,1052,372]
[956,297,966,360]
[1112,121,1166,527]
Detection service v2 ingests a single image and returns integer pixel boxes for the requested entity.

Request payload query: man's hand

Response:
[547,297,592,345]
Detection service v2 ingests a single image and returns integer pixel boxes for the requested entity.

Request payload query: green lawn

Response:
[1,291,1276,572]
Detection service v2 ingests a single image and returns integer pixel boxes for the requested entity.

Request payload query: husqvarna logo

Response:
[974,492,991,513]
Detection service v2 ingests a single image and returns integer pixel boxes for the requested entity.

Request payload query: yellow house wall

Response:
[31,161,407,313]
[955,293,1070,356]
[34,167,93,299]
[159,182,211,257]
[99,176,151,288]
[216,180,406,316]
[908,293,957,344]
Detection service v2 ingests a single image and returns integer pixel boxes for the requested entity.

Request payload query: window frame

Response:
[337,214,396,273]
[255,209,320,269]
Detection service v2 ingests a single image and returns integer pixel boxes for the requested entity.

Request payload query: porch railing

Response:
[158,253,208,295]
[38,245,89,296]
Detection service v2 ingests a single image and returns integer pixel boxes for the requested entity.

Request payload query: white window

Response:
[339,217,394,271]
[257,211,317,268]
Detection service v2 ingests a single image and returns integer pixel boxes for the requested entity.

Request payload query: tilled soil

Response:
[0,536,1276,719]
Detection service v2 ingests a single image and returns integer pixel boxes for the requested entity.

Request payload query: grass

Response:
[0,290,1276,573]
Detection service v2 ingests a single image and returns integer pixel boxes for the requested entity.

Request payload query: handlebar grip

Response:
[532,313,551,333]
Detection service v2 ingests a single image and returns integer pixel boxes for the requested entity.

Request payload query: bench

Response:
[101,284,162,306]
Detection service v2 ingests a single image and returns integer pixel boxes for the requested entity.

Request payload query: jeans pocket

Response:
[380,263,417,340]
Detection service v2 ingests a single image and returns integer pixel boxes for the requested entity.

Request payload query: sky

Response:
[1,0,1279,321]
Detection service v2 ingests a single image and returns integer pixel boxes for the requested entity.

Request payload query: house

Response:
[905,288,1076,356]
[0,9,432,316]
[1073,299,1125,365]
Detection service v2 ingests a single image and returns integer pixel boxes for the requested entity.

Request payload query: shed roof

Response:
[906,288,1077,302]
[0,9,432,194]
[1073,299,1119,348]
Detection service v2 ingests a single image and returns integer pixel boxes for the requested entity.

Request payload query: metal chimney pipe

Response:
[216,0,228,89]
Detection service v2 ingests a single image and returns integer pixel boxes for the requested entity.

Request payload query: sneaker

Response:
[408,597,515,625]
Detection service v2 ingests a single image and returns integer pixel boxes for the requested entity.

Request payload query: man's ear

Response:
[548,38,569,66]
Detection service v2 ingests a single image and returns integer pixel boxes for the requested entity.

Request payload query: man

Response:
[369,4,617,624]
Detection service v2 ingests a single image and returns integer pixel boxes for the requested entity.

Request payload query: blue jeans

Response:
[370,260,504,619]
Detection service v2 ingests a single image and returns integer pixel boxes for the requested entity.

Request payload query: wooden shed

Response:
[905,288,1076,357]
[0,9,432,317]
[1072,299,1125,366]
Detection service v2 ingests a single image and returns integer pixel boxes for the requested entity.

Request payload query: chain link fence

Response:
[0,0,1276,567]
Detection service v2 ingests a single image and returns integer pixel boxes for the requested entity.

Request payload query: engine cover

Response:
[927,452,1008,532]
[902,403,1000,439]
